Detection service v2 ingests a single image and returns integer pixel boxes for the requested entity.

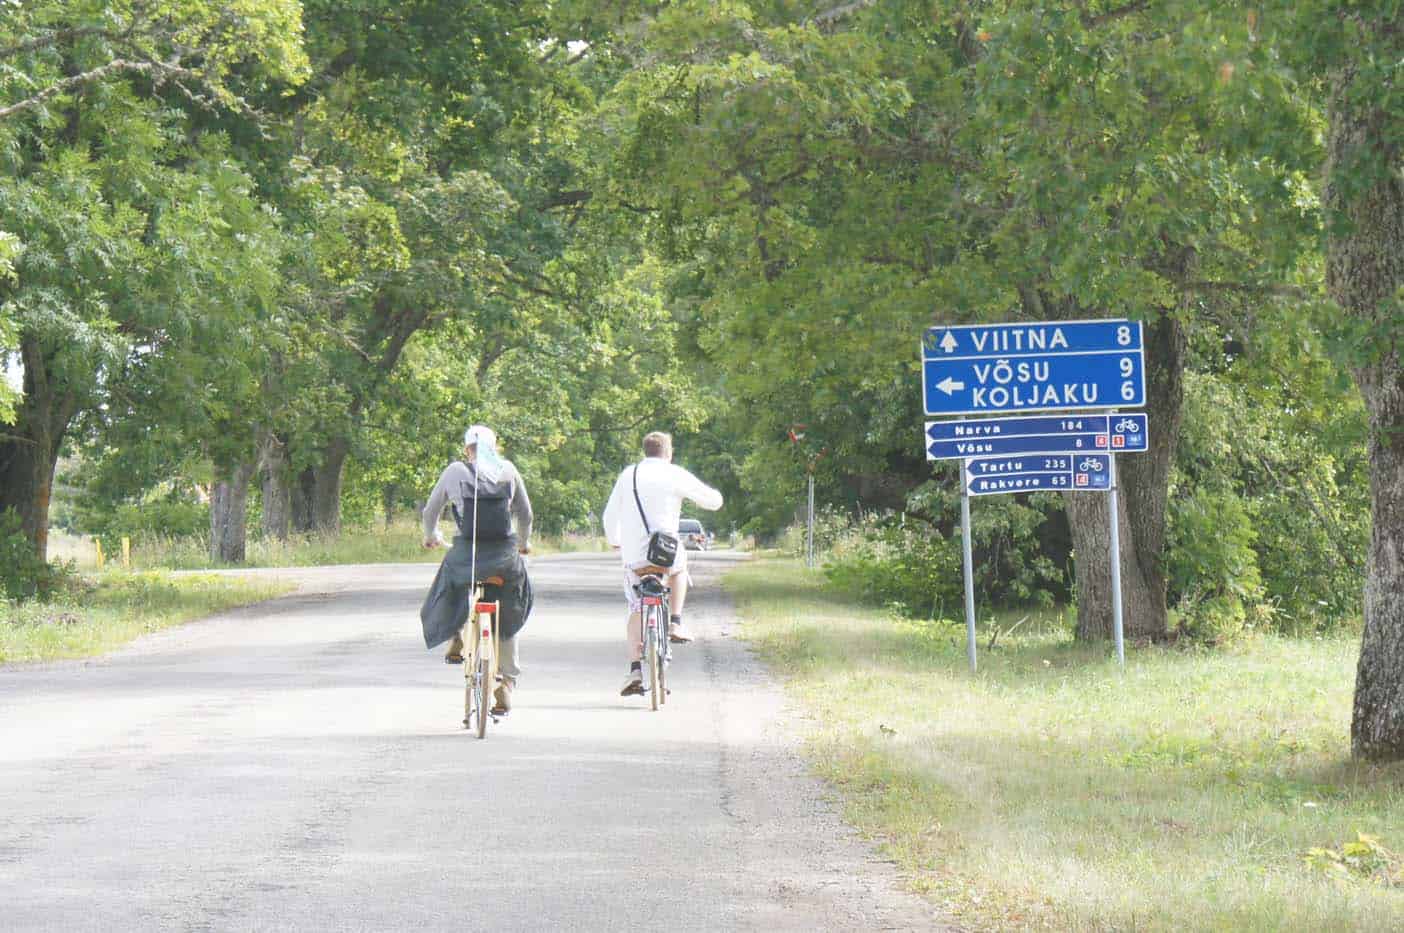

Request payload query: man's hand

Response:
[518,544,531,555]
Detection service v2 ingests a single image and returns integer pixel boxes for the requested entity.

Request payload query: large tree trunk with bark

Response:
[1327,55,1404,761]
[286,438,350,536]
[291,466,316,534]
[311,436,349,536]
[1069,313,1186,642]
[209,461,256,563]
[0,338,78,564]
[258,431,291,542]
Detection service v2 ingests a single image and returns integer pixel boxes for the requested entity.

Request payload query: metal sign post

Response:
[1107,428,1125,666]
[960,478,978,673]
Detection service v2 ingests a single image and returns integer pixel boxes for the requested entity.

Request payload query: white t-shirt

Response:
[602,458,723,568]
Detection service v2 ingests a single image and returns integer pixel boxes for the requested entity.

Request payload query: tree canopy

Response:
[2,0,1401,758]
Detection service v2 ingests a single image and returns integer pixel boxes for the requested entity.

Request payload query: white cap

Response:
[463,424,497,449]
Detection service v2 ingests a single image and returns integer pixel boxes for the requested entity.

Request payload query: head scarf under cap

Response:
[463,424,497,449]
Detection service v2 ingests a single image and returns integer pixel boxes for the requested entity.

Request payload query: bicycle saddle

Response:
[480,576,505,586]
[637,575,668,597]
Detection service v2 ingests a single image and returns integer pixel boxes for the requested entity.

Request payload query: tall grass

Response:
[56,519,611,570]
[726,559,1404,931]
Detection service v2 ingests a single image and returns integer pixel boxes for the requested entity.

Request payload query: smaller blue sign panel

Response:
[925,413,1148,461]
[964,454,1113,497]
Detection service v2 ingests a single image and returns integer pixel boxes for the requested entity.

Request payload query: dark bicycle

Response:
[633,566,672,711]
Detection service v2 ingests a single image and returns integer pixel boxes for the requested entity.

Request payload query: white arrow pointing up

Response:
[936,376,965,395]
[939,331,958,353]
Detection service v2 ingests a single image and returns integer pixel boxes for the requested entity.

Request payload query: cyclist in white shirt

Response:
[601,431,723,696]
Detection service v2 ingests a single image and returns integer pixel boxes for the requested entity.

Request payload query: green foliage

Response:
[1304,833,1403,888]
[1170,361,1369,633]
[71,495,210,549]
[0,509,50,599]
[1166,488,1266,642]
[819,488,1066,621]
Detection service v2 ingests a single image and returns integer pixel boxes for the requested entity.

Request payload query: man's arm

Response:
[510,466,534,551]
[674,465,724,511]
[601,470,625,546]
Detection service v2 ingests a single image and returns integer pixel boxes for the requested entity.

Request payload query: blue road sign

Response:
[925,413,1148,461]
[921,319,1145,416]
[964,453,1112,497]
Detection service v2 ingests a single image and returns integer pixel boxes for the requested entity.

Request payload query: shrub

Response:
[75,496,209,548]
[817,486,1065,620]
[0,509,79,601]
[1165,488,1266,642]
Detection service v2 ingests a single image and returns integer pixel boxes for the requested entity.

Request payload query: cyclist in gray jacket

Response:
[420,425,533,714]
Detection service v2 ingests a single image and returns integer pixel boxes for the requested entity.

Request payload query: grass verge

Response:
[725,558,1404,931]
[1,571,295,664]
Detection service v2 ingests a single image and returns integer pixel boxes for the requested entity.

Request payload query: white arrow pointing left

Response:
[937,376,965,395]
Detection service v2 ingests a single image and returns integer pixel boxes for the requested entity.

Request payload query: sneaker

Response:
[668,623,692,644]
[492,681,512,715]
[444,633,465,664]
[620,668,645,697]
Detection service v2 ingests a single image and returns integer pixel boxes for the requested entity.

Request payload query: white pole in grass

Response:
[1107,446,1125,667]
[961,465,977,673]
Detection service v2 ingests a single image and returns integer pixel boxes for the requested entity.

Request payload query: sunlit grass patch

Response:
[726,558,1404,931]
[1,571,294,664]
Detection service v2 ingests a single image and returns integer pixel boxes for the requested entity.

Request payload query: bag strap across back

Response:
[631,463,652,534]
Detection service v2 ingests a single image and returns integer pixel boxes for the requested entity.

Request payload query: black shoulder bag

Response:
[633,464,678,568]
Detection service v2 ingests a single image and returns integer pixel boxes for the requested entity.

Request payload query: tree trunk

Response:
[0,338,77,564]
[209,461,256,563]
[291,466,316,534]
[1069,313,1186,641]
[1327,58,1404,761]
[311,436,349,536]
[258,431,291,542]
[382,482,397,529]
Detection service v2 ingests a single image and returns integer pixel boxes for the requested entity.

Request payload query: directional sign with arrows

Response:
[925,413,1148,461]
[964,453,1112,497]
[921,319,1145,416]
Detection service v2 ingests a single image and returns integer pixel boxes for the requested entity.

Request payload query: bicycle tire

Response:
[475,656,490,738]
[646,608,661,712]
[463,658,474,729]
[657,613,668,706]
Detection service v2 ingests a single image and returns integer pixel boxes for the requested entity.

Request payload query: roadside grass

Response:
[726,558,1404,931]
[1,572,295,664]
[55,519,611,571]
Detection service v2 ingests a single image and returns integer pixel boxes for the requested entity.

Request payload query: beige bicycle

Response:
[462,576,503,738]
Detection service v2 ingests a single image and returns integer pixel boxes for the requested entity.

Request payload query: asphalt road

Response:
[1,551,948,932]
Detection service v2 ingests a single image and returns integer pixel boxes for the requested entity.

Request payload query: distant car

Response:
[679,518,710,551]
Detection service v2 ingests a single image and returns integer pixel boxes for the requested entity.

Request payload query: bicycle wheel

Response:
[657,613,668,706]
[474,655,490,738]
[462,652,474,729]
[646,609,661,712]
